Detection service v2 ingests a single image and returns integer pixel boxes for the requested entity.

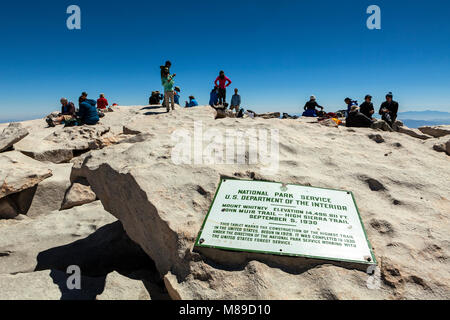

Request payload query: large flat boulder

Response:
[0,269,152,300]
[419,125,450,138]
[0,269,110,300]
[0,123,29,152]
[16,125,118,164]
[393,123,432,140]
[0,151,52,200]
[0,270,71,300]
[0,201,116,275]
[71,106,450,300]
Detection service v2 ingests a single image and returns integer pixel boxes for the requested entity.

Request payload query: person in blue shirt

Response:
[78,97,100,125]
[230,88,241,113]
[174,87,181,105]
[185,96,199,108]
[209,86,219,107]
[344,97,358,116]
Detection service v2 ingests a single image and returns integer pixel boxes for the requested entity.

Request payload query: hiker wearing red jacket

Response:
[97,93,109,110]
[214,71,232,105]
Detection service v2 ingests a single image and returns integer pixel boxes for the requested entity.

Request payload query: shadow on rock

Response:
[144,111,168,116]
[140,106,163,111]
[48,269,106,300]
[35,221,154,276]
[35,221,168,299]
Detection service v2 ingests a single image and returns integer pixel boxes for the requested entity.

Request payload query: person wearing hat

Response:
[97,93,109,110]
[78,92,88,107]
[302,95,324,117]
[77,95,99,125]
[160,61,175,79]
[149,91,163,105]
[209,86,219,107]
[174,87,181,105]
[344,97,359,116]
[185,96,199,108]
[379,92,399,127]
[346,105,374,128]
[360,95,375,119]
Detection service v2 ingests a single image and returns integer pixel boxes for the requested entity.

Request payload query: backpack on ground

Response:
[64,118,79,127]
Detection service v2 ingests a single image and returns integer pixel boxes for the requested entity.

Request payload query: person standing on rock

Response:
[230,88,241,113]
[160,61,176,112]
[379,92,399,127]
[360,95,375,119]
[162,73,176,112]
[214,71,232,105]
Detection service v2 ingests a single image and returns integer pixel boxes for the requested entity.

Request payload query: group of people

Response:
[302,92,400,128]
[47,60,399,131]
[158,62,242,114]
[46,92,113,127]
[208,71,244,117]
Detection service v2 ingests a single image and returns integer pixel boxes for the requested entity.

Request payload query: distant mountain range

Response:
[397,110,450,128]
[0,115,43,124]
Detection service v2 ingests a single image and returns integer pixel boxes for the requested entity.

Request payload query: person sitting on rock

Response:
[78,96,100,125]
[360,95,375,119]
[346,105,374,128]
[46,98,77,127]
[78,92,88,107]
[185,96,199,108]
[45,98,76,127]
[302,95,324,117]
[209,86,219,107]
[379,92,399,127]
[149,91,163,105]
[344,97,358,116]
[97,93,109,110]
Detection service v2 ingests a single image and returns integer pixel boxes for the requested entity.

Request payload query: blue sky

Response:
[0,0,449,121]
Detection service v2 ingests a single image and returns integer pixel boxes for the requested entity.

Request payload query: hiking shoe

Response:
[46,117,55,127]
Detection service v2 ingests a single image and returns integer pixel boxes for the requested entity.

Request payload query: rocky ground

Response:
[0,105,449,300]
